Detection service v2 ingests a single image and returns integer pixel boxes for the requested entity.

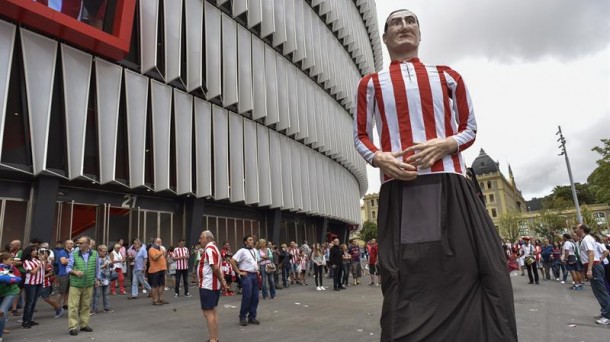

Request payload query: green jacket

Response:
[69,250,98,288]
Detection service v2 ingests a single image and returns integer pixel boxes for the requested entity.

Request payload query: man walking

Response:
[353,9,516,341]
[197,230,227,342]
[148,238,168,305]
[521,237,539,284]
[172,239,190,297]
[230,235,260,326]
[128,239,151,299]
[66,236,98,336]
[576,224,610,324]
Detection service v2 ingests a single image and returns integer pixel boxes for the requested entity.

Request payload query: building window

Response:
[518,220,529,236]
[480,182,485,190]
[487,181,492,189]
[491,208,497,218]
[489,194,495,203]
[372,211,376,220]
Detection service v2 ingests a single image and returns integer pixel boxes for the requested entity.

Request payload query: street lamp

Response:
[556,125,582,224]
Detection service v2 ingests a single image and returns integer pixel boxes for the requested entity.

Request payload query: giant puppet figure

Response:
[354,9,518,341]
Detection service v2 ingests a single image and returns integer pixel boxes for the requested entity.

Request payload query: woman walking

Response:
[21,246,44,328]
[110,244,125,295]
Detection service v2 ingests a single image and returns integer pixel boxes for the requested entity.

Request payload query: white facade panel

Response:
[268,130,283,209]
[140,0,159,75]
[300,145,311,213]
[212,105,229,200]
[272,0,286,47]
[185,0,204,92]
[95,59,122,184]
[194,98,212,197]
[292,0,305,63]
[280,135,293,210]
[222,14,238,107]
[275,56,289,131]
[256,124,272,207]
[174,89,193,195]
[229,112,245,203]
[251,36,267,121]
[21,29,57,175]
[260,0,275,38]
[247,0,262,29]
[232,0,248,17]
[205,2,222,99]
[291,140,303,211]
[237,27,253,114]
[243,119,259,205]
[285,64,299,137]
[164,0,183,84]
[263,46,279,126]
[150,80,172,191]
[283,0,296,55]
[124,70,149,188]
[61,44,92,180]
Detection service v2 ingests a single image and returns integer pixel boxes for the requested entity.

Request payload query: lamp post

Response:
[556,125,582,224]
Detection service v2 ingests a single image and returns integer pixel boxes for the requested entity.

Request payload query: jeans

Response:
[552,262,568,282]
[314,264,324,287]
[174,269,189,295]
[260,267,276,299]
[282,265,290,287]
[590,264,610,319]
[542,260,552,280]
[131,269,152,297]
[0,294,16,337]
[239,272,259,320]
[342,263,350,285]
[92,284,110,311]
[23,284,41,325]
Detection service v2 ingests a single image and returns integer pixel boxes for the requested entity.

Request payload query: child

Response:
[221,255,235,296]
[0,253,20,338]
[93,245,112,314]
[298,250,309,286]
[38,249,64,318]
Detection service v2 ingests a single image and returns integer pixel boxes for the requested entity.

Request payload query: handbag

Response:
[525,256,535,266]
[109,269,119,281]
[265,263,276,273]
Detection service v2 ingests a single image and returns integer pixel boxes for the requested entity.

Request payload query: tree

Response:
[357,221,378,242]
[499,211,521,242]
[580,205,603,234]
[588,139,610,205]
[542,184,597,210]
[534,211,567,242]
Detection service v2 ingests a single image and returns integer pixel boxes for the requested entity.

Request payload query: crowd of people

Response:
[0,234,379,342]
[505,223,610,325]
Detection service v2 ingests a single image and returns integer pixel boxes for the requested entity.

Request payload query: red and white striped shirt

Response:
[354,58,477,182]
[172,246,190,270]
[198,242,221,290]
[24,259,44,285]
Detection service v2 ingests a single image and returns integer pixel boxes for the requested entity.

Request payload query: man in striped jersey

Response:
[197,230,227,342]
[172,239,190,297]
[354,9,517,341]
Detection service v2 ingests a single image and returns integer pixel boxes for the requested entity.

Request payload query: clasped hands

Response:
[372,137,457,181]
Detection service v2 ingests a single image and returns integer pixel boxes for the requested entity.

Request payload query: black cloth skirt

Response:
[377,173,517,342]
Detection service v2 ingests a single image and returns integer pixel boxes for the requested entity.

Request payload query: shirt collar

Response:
[390,58,420,65]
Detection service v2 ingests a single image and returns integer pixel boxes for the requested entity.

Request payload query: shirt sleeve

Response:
[353,74,379,165]
[442,67,477,152]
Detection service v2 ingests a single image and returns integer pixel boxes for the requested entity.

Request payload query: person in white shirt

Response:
[562,233,584,290]
[520,237,538,285]
[230,235,260,327]
[575,224,610,325]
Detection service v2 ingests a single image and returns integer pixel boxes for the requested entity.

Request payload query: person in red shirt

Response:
[368,239,379,286]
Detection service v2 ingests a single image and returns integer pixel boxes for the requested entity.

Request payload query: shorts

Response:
[567,261,583,272]
[368,264,378,275]
[199,288,221,310]
[291,263,298,273]
[57,275,70,294]
[149,271,166,288]
[39,286,52,299]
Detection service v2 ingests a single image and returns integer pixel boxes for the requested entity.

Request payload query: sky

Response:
[364,0,610,200]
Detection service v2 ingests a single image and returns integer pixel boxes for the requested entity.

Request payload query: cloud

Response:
[376,0,610,64]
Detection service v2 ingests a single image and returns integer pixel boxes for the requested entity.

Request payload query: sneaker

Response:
[248,319,260,325]
[142,289,147,294]
[69,329,78,336]
[240,319,248,326]
[80,326,93,332]
[90,311,96,316]
[595,317,610,325]
[164,287,169,291]
[316,286,322,291]
[174,293,179,298]
[54,308,65,318]
[321,286,326,290]
[185,293,191,297]
[594,314,603,319]
[104,308,114,313]
[561,281,565,284]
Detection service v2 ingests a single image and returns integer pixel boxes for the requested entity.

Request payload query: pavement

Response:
[3,272,609,342]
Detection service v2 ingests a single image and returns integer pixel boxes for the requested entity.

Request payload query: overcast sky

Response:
[364,0,610,200]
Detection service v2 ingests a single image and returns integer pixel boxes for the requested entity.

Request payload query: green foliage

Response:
[587,139,610,205]
[499,211,521,242]
[357,220,378,242]
[534,211,567,241]
[580,205,603,234]
[542,183,597,210]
